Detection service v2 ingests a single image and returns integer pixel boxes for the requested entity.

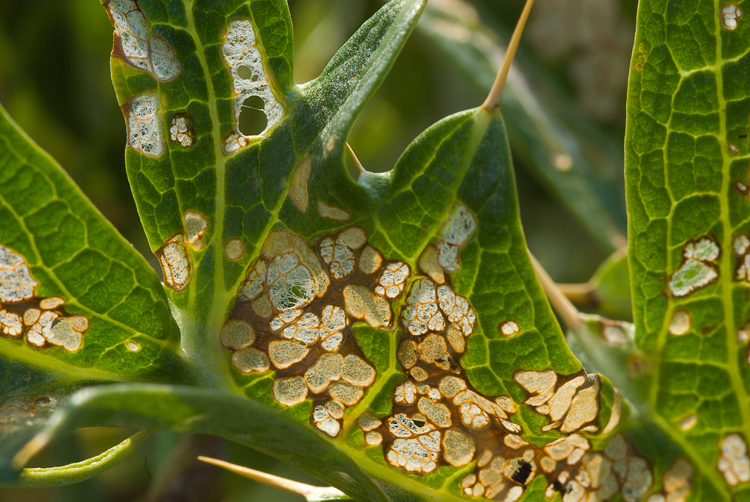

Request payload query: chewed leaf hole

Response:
[237,65,256,80]
[239,95,267,136]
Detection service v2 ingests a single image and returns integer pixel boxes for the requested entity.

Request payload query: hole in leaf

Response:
[239,95,267,136]
[237,65,253,80]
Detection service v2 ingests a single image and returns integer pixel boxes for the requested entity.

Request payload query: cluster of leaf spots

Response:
[221,18,284,153]
[104,0,181,82]
[169,113,194,148]
[717,433,750,486]
[222,227,385,438]
[0,244,88,351]
[0,396,53,433]
[719,4,743,30]
[645,458,693,502]
[667,236,720,297]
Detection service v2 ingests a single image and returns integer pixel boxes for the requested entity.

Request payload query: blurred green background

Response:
[0,0,634,500]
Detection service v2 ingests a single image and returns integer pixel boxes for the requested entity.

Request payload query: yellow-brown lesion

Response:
[221,204,649,501]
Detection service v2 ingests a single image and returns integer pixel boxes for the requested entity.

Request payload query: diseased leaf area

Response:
[2,0,749,500]
[626,0,750,499]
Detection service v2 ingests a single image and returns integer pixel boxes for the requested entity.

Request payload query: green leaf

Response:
[417,1,627,253]
[2,0,675,500]
[626,0,750,498]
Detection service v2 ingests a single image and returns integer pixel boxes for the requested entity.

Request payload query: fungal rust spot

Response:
[290,157,311,213]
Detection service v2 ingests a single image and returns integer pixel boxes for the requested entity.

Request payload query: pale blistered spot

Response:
[544,434,590,461]
[47,315,88,351]
[267,253,316,311]
[418,397,452,428]
[312,405,340,437]
[325,400,344,419]
[679,413,697,431]
[290,157,311,213]
[561,378,600,433]
[500,320,520,337]
[221,19,283,149]
[547,376,585,421]
[603,390,623,435]
[262,231,330,299]
[418,245,445,284]
[222,132,248,154]
[668,310,691,335]
[669,237,719,296]
[319,305,346,351]
[126,91,164,157]
[343,285,391,328]
[272,376,308,406]
[720,4,743,30]
[375,262,410,299]
[359,246,382,275]
[39,297,64,310]
[394,380,418,405]
[338,227,367,249]
[0,244,37,303]
[436,204,476,271]
[445,325,465,353]
[397,340,418,369]
[304,353,344,393]
[436,285,476,336]
[26,311,57,347]
[438,376,467,399]
[418,334,451,371]
[270,309,302,331]
[224,238,245,261]
[184,211,207,250]
[342,354,376,387]
[240,260,266,300]
[329,380,364,406]
[317,200,350,221]
[125,341,141,352]
[718,433,750,485]
[504,434,529,449]
[440,204,476,246]
[320,237,355,280]
[402,278,444,336]
[734,235,750,255]
[387,430,442,474]
[169,114,194,147]
[514,369,557,406]
[0,310,22,337]
[358,412,382,432]
[106,0,181,81]
[662,458,693,496]
[410,366,429,381]
[442,428,475,466]
[268,340,309,369]
[158,234,191,291]
[231,347,270,373]
[282,312,320,345]
[366,431,383,445]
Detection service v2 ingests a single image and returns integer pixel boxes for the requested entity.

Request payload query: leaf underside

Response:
[3,0,742,501]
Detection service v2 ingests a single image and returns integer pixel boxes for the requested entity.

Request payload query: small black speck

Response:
[510,460,532,484]
[412,419,426,428]
[551,480,564,493]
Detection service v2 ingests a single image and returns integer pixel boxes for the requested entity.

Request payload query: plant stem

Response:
[481,0,536,110]
[197,456,348,500]
[529,253,581,329]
